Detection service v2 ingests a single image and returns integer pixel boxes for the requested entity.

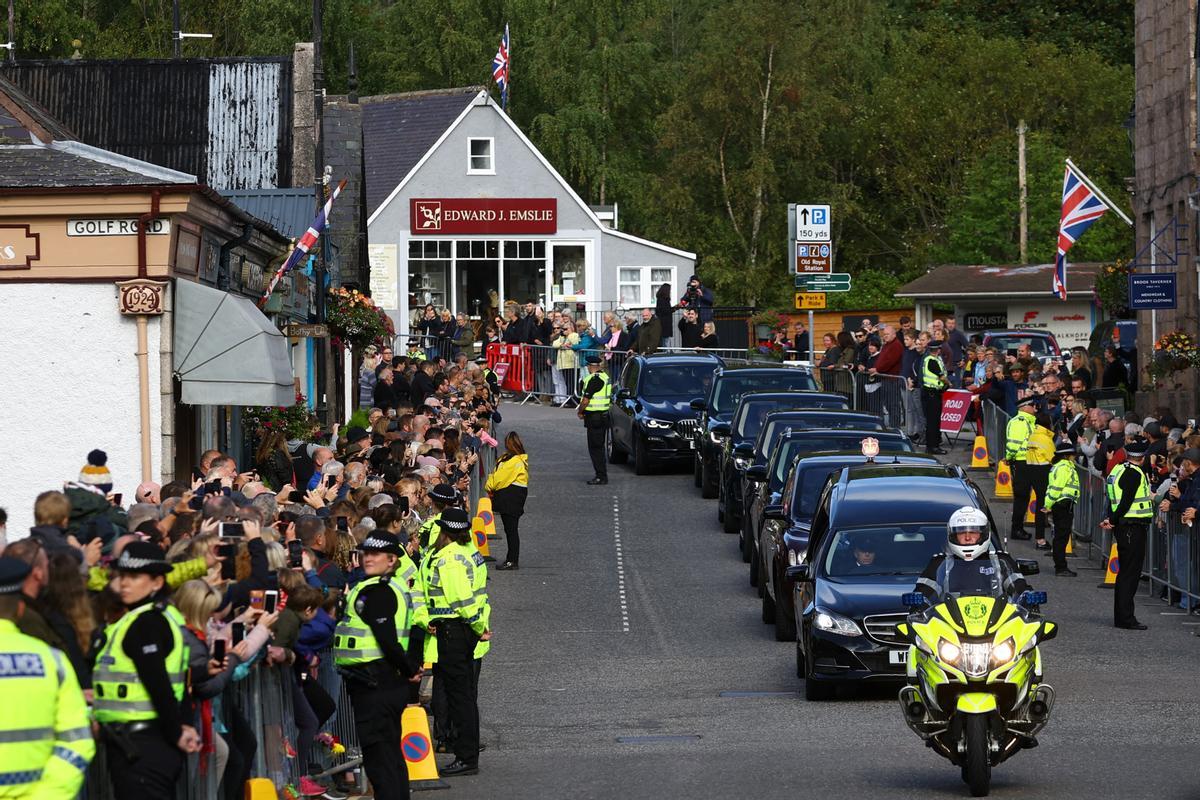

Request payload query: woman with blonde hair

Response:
[486,431,529,571]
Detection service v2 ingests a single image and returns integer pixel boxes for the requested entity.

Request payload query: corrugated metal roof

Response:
[2,58,293,189]
[361,87,480,215]
[220,187,319,239]
[896,262,1104,297]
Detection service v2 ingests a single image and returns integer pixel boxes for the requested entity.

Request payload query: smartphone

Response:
[397,496,410,515]
[336,516,349,532]
[218,521,244,538]
[249,590,264,610]
[231,622,245,645]
[110,493,123,506]
[212,638,226,662]
[206,479,222,494]
[287,539,303,568]
[263,590,279,614]
[1190,419,1196,428]
[325,474,338,489]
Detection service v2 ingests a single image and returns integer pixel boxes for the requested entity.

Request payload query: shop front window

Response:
[503,239,546,308]
[457,239,501,319]
[618,266,674,308]
[552,244,586,300]
[409,240,451,311]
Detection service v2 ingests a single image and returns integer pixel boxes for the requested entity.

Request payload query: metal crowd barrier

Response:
[814,367,908,430]
[393,331,459,363]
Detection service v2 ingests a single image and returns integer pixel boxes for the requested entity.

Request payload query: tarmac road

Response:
[440,402,1200,800]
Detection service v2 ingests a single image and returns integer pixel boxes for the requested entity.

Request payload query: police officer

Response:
[475,355,499,395]
[915,507,1029,602]
[577,353,612,484]
[92,542,199,798]
[1004,397,1038,540]
[427,508,489,776]
[919,337,948,455]
[334,531,421,800]
[1101,435,1153,630]
[1042,439,1080,577]
[0,556,94,798]
[419,483,459,550]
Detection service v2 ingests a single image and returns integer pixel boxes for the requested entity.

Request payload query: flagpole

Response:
[1065,158,1133,226]
[505,24,511,114]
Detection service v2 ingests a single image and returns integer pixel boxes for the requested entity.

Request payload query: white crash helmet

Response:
[946,506,991,561]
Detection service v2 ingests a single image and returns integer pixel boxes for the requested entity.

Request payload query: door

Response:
[614,358,639,449]
[550,241,589,303]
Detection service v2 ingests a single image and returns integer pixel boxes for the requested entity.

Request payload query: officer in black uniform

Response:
[1101,435,1153,630]
[577,353,612,485]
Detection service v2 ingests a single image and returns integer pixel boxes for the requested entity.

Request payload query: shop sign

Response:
[66,218,170,236]
[199,237,221,283]
[240,258,266,295]
[1006,302,1092,349]
[174,228,201,274]
[0,224,40,270]
[285,323,329,338]
[963,312,1007,331]
[368,243,399,308]
[409,198,557,235]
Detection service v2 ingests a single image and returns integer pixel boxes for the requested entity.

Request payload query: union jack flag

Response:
[492,24,510,109]
[259,179,346,306]
[1054,164,1107,301]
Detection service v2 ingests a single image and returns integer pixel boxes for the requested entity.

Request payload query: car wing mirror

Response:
[712,422,731,436]
[733,442,754,457]
[785,563,809,581]
[746,465,768,481]
[1015,558,1040,576]
[615,388,632,401]
[689,398,706,411]
[764,504,787,521]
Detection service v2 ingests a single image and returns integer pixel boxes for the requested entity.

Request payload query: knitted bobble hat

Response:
[78,449,113,492]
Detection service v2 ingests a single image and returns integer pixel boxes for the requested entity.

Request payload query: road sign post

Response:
[795,273,851,292]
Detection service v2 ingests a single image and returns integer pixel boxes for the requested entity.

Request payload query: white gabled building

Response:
[363,88,695,329]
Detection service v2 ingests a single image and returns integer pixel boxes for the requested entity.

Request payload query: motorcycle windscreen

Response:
[936,554,1007,600]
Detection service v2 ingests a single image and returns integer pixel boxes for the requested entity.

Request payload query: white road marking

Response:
[614,498,629,633]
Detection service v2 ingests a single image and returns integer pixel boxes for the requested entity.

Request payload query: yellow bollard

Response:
[401,705,450,790]
[994,460,1013,498]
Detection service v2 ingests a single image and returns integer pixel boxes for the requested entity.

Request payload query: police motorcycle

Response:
[894,508,1058,797]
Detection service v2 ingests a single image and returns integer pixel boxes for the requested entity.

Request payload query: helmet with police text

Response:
[946,506,990,561]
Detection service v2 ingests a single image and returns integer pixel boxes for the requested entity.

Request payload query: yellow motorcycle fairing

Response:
[955,693,998,713]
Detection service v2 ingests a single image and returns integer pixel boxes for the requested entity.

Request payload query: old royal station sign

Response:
[409,198,557,235]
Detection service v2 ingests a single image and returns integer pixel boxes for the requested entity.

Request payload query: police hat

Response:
[0,557,31,595]
[1123,435,1150,459]
[437,507,472,531]
[112,541,172,576]
[474,355,488,364]
[359,531,403,556]
[1018,396,1039,410]
[429,483,459,505]
[1054,439,1076,457]
[585,354,603,366]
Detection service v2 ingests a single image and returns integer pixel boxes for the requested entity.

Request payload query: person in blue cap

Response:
[577,354,612,485]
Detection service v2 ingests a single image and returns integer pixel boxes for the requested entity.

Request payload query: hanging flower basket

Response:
[1092,259,1134,318]
[242,392,322,441]
[327,287,395,350]
[1146,330,1200,387]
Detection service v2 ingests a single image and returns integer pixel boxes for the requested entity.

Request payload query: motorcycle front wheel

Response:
[962,713,991,797]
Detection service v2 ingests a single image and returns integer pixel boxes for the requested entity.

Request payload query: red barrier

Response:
[486,343,533,392]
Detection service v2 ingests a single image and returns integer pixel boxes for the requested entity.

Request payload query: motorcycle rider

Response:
[914,506,1030,602]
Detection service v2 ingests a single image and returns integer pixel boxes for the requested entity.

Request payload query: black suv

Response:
[607,352,724,474]
[692,365,817,498]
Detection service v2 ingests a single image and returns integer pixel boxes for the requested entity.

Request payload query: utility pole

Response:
[313,0,334,425]
[1017,119,1028,264]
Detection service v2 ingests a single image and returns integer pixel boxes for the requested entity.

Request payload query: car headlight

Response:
[813,608,861,637]
[991,637,1015,666]
[733,455,751,469]
[644,418,672,429]
[937,638,961,664]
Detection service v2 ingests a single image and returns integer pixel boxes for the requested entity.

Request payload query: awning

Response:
[173,279,295,407]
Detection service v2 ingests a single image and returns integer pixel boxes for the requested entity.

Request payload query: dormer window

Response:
[468,137,494,174]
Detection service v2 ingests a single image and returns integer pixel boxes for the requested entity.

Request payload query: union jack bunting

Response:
[259,179,346,306]
[1054,164,1107,301]
[492,24,510,109]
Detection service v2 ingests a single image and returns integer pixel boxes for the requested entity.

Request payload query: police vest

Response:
[469,549,491,660]
[0,620,95,796]
[1005,412,1035,462]
[1106,463,1153,520]
[920,353,946,390]
[1045,459,1080,508]
[419,511,443,551]
[426,543,485,627]
[583,371,612,412]
[334,574,411,666]
[419,548,440,665]
[409,349,427,361]
[93,603,187,723]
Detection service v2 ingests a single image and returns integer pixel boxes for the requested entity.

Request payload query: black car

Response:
[691,366,818,498]
[735,409,886,533]
[757,451,939,643]
[788,463,1021,701]
[715,391,850,532]
[607,352,724,474]
[744,427,911,582]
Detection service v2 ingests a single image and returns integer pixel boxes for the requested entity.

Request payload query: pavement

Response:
[436,402,1200,800]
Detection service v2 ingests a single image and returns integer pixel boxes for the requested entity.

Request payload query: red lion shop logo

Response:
[1022,311,1039,323]
[415,201,442,231]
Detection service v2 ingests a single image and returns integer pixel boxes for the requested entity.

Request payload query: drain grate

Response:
[718,690,796,698]
[615,735,702,744]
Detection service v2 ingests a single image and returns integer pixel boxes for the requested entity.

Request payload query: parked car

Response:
[981,330,1061,359]
[607,352,725,474]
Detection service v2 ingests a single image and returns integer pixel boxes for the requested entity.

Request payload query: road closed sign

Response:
[939,389,973,434]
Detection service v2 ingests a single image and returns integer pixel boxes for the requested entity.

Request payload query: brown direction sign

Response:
[285,323,330,338]
[795,242,832,274]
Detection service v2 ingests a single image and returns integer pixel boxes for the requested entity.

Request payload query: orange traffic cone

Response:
[401,705,449,790]
[969,435,990,470]
[994,460,1013,498]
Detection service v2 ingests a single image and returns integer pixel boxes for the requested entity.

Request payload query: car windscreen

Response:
[757,417,885,460]
[988,335,1054,356]
[769,435,913,487]
[822,525,946,578]
[711,373,816,415]
[790,461,860,520]
[641,364,718,400]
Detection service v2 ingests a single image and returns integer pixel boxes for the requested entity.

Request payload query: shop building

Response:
[0,77,297,531]
[896,262,1103,350]
[363,88,695,329]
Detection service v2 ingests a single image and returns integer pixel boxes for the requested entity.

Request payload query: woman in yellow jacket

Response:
[1024,411,1056,552]
[486,432,529,571]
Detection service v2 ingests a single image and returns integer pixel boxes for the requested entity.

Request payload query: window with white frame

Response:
[618,266,675,307]
[468,138,494,174]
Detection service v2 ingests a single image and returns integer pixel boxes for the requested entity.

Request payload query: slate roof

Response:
[0,143,184,187]
[0,74,75,143]
[896,262,1104,297]
[361,87,481,215]
[220,187,320,239]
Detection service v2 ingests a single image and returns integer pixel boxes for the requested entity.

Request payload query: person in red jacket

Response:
[871,324,904,376]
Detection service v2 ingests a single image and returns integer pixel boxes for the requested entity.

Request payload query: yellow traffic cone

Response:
[400,705,449,790]
[244,778,275,800]
[994,460,1013,498]
[1065,534,1074,556]
[472,498,493,560]
[1025,498,1037,525]
[1102,542,1120,586]
[969,435,990,470]
[478,496,500,540]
